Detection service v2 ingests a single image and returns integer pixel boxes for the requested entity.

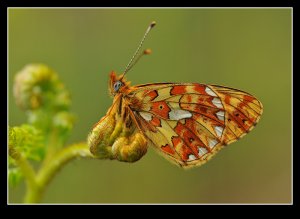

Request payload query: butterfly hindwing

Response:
[128,83,263,168]
[209,85,263,144]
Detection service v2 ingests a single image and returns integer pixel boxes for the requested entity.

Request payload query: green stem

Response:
[9,145,38,203]
[25,142,93,203]
[42,128,61,167]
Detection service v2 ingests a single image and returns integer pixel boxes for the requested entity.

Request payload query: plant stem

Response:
[24,142,93,203]
[42,128,61,167]
[9,145,38,203]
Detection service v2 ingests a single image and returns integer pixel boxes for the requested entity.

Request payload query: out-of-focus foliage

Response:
[8,64,81,201]
[13,64,75,142]
[8,124,44,187]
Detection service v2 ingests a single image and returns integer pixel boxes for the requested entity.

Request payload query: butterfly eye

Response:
[113,81,123,92]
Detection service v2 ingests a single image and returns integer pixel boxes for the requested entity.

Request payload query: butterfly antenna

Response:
[121,21,156,78]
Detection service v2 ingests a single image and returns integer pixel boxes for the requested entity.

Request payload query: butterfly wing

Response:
[127,83,263,168]
[209,85,263,144]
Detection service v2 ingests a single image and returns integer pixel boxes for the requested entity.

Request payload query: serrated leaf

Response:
[9,125,45,162]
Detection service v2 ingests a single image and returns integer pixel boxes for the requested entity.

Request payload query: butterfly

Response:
[87,21,263,169]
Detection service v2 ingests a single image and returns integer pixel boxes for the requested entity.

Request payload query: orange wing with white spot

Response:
[128,83,263,168]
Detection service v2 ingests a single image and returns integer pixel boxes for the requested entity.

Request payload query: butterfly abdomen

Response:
[87,95,148,162]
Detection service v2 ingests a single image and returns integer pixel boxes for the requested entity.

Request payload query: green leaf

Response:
[9,125,45,162]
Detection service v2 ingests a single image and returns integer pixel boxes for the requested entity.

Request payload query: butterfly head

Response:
[109,71,131,96]
[109,22,156,96]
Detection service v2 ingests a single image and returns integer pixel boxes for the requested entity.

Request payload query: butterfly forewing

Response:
[128,83,263,168]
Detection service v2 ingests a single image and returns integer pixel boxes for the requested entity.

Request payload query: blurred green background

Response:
[8,8,291,203]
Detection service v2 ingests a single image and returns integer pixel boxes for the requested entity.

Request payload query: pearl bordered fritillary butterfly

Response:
[87,21,263,169]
